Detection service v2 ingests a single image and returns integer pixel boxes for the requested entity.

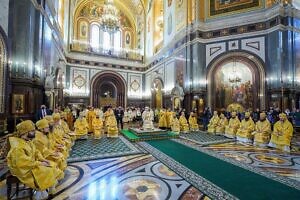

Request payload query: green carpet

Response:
[147,140,300,199]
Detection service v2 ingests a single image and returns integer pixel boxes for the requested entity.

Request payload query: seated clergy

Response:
[189,112,199,131]
[158,109,167,129]
[74,112,89,138]
[268,113,293,152]
[215,114,228,135]
[170,112,180,134]
[7,120,60,199]
[34,119,67,174]
[224,112,240,138]
[106,108,119,138]
[253,112,271,147]
[207,111,220,134]
[52,113,72,150]
[92,114,103,139]
[179,112,189,133]
[236,112,255,143]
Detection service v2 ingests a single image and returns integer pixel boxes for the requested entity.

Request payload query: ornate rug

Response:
[68,136,142,163]
[180,131,235,146]
[139,139,300,199]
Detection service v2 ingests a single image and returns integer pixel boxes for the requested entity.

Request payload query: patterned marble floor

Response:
[175,136,300,183]
[0,154,209,200]
[0,131,300,199]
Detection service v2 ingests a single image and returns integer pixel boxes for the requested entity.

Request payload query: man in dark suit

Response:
[114,106,124,129]
[35,105,52,121]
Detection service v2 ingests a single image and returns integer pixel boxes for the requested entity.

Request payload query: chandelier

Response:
[228,58,241,85]
[101,0,120,33]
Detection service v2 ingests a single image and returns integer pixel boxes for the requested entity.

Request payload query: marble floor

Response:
[0,131,300,199]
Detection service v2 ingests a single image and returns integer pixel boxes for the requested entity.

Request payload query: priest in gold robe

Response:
[7,120,60,198]
[236,112,255,143]
[34,119,67,173]
[189,112,199,131]
[215,114,228,135]
[158,109,167,129]
[253,112,271,147]
[179,112,189,133]
[87,107,96,133]
[224,112,240,138]
[268,113,293,152]
[106,108,119,138]
[166,108,173,129]
[74,112,89,138]
[207,111,220,134]
[92,114,103,139]
[170,112,180,134]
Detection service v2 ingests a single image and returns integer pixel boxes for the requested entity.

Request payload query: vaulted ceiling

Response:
[73,0,146,17]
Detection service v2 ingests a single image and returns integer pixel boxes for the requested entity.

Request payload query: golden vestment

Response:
[215,118,228,135]
[189,116,199,131]
[87,110,96,132]
[74,118,88,136]
[253,120,271,146]
[158,111,167,128]
[7,137,59,190]
[236,118,255,142]
[179,116,189,132]
[92,118,103,139]
[106,115,118,138]
[207,116,220,134]
[224,118,240,138]
[269,120,293,151]
[171,117,180,134]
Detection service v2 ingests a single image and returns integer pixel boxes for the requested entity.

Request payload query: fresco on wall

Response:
[176,0,186,31]
[79,21,88,38]
[209,0,261,17]
[214,62,254,110]
[168,0,173,7]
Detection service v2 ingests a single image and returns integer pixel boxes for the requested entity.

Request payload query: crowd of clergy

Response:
[5,106,120,199]
[206,111,294,152]
[5,104,295,199]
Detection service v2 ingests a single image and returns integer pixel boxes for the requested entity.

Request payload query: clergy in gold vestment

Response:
[7,120,59,193]
[189,112,199,131]
[106,108,119,138]
[158,109,167,129]
[166,108,173,129]
[236,112,255,143]
[170,113,180,134]
[87,107,96,133]
[53,113,72,150]
[268,113,293,152]
[207,111,219,134]
[253,112,271,147]
[215,114,228,135]
[74,112,89,138]
[224,112,240,138]
[93,115,103,139]
[179,112,189,133]
[34,119,67,173]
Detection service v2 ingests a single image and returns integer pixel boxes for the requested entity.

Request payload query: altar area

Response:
[121,128,179,142]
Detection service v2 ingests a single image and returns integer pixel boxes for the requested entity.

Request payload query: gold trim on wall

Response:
[207,0,263,19]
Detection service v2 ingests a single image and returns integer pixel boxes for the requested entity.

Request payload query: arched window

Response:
[103,32,110,50]
[113,31,121,51]
[90,24,100,49]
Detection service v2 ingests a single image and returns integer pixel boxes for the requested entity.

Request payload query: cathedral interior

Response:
[0,0,300,199]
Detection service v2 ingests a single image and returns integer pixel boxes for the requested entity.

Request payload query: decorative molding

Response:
[228,40,239,51]
[206,42,226,68]
[241,36,265,62]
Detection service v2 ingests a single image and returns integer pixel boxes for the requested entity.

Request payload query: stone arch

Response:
[90,71,127,108]
[207,51,266,110]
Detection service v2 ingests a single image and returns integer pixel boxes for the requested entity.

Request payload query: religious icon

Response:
[168,0,173,7]
[126,33,131,45]
[79,21,88,38]
[12,94,24,114]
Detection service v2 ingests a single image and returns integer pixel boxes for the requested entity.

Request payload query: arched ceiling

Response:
[73,0,146,16]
